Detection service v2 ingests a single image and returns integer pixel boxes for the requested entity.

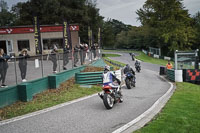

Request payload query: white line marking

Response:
[112,78,174,133]
[0,94,98,126]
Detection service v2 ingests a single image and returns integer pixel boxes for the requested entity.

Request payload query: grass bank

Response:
[0,67,102,120]
[135,82,200,133]
[102,49,139,54]
[102,53,126,70]
[135,52,171,66]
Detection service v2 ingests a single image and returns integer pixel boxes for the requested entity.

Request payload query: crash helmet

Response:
[104,65,110,71]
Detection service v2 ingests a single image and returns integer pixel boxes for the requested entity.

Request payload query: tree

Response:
[102,19,131,48]
[0,0,15,26]
[192,11,200,50]
[136,0,193,55]
[11,0,104,44]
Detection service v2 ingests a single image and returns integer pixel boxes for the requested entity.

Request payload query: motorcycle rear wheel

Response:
[103,93,114,109]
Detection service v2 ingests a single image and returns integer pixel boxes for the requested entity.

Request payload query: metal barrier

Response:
[103,58,124,67]
[75,71,103,85]
[167,69,175,81]
[0,49,102,88]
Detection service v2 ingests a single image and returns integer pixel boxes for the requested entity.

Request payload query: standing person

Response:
[91,44,96,60]
[0,48,10,87]
[84,43,89,60]
[63,44,70,70]
[79,43,84,65]
[166,60,173,69]
[83,43,88,63]
[19,49,30,82]
[73,44,79,67]
[49,47,58,73]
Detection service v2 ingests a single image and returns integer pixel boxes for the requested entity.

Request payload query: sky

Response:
[7,0,200,26]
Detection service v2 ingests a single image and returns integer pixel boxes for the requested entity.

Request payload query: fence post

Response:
[58,53,61,72]
[40,54,44,77]
[14,57,18,84]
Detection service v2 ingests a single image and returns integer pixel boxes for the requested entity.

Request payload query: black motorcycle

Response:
[125,73,136,89]
[135,64,141,72]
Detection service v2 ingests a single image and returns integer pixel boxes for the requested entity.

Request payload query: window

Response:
[43,38,63,50]
[17,40,30,51]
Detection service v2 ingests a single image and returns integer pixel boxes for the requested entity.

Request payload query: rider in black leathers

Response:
[124,64,135,75]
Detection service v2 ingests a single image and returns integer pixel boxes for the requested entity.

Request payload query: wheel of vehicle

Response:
[125,78,131,89]
[103,93,114,109]
[132,81,135,87]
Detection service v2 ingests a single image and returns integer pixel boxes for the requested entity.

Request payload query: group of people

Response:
[49,43,100,73]
[74,43,100,67]
[0,48,30,87]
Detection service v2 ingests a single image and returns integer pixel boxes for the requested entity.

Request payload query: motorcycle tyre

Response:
[125,79,132,89]
[103,93,114,109]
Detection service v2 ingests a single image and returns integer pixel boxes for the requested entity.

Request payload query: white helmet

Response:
[104,65,110,71]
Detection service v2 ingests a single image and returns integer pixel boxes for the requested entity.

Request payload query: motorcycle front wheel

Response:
[103,93,114,109]
[125,78,132,89]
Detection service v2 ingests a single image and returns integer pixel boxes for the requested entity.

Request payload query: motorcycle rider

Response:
[135,60,141,71]
[98,65,123,102]
[124,64,135,76]
[124,64,136,83]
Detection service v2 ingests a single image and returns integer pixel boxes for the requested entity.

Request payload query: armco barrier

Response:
[0,66,86,108]
[0,59,105,108]
[153,54,159,59]
[167,69,175,81]
[0,86,19,108]
[75,71,103,85]
[104,58,124,68]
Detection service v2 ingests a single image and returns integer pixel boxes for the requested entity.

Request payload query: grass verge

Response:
[102,49,139,54]
[0,67,102,120]
[135,82,200,133]
[136,52,172,66]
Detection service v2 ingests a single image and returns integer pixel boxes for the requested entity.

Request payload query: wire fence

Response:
[0,49,101,87]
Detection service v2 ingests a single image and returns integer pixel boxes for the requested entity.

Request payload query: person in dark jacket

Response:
[19,49,30,82]
[91,44,96,59]
[0,48,10,87]
[124,64,135,75]
[49,47,58,73]
[73,44,79,67]
[79,43,84,65]
[63,44,70,70]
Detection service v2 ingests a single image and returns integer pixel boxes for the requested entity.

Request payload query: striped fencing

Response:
[75,72,103,85]
[167,69,175,81]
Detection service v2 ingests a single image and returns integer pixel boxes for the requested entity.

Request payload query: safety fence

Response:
[103,58,124,68]
[166,69,175,82]
[0,58,105,108]
[75,72,103,85]
[0,49,101,88]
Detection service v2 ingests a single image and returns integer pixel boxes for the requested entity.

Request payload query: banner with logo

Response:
[33,16,42,54]
[63,21,72,49]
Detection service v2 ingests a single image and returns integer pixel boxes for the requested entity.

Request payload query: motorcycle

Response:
[99,83,122,109]
[135,64,141,72]
[129,53,135,61]
[125,73,136,89]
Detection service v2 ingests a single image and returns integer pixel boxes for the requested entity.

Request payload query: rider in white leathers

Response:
[99,65,123,102]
